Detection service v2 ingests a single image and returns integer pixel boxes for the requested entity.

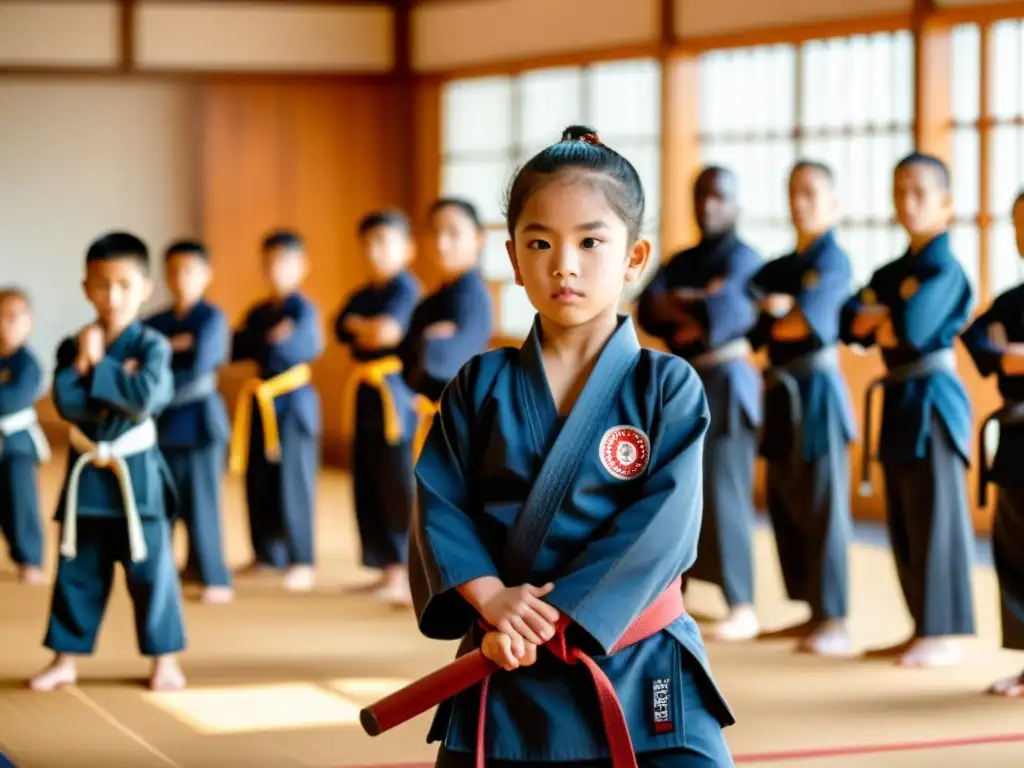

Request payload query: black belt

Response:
[859,348,956,496]
[977,399,1024,507]
[764,346,839,464]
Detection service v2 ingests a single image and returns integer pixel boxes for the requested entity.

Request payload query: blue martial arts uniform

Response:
[146,300,232,588]
[0,346,46,569]
[747,230,856,623]
[411,316,735,767]
[400,268,493,403]
[335,270,421,569]
[232,293,323,569]
[637,234,763,608]
[841,232,975,638]
[962,284,1024,650]
[44,322,186,657]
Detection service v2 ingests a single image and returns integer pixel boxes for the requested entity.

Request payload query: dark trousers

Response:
[993,486,1024,650]
[766,420,851,622]
[688,426,757,607]
[245,423,318,568]
[436,708,734,768]
[164,444,231,587]
[44,517,187,656]
[881,422,975,637]
[0,456,42,567]
[353,431,414,569]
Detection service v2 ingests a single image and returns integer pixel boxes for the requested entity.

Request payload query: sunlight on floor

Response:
[144,682,362,734]
[329,678,412,701]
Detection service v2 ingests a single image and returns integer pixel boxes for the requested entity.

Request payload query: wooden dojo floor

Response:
[1,460,1023,768]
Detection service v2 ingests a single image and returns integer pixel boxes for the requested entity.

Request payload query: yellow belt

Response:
[229,363,313,474]
[341,356,403,445]
[413,395,439,462]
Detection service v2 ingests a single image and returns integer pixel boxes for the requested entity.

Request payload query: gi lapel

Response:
[502,316,641,586]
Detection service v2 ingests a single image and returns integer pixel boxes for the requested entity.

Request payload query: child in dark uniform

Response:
[30,232,186,692]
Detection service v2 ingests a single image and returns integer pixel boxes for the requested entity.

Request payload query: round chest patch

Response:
[599,426,650,480]
[899,276,920,300]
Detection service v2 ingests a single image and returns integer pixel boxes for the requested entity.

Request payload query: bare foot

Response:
[987,673,1024,698]
[374,577,412,608]
[862,636,916,660]
[149,656,186,692]
[29,655,77,692]
[898,638,962,668]
[283,565,314,593]
[758,618,816,641]
[798,620,854,657]
[19,565,46,585]
[712,605,759,642]
[200,585,235,605]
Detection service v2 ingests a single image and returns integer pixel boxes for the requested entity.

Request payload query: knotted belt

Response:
[340,356,403,445]
[977,399,1024,507]
[228,363,312,474]
[360,576,684,768]
[63,419,157,563]
[168,371,218,409]
[764,345,839,465]
[0,406,51,462]
[412,395,439,461]
[859,348,957,496]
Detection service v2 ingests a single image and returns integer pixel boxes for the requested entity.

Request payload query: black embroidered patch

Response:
[650,677,673,734]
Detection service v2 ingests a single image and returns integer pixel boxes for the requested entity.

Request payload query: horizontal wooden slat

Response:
[136,1,393,72]
[0,1,119,67]
[675,0,912,39]
[411,0,659,72]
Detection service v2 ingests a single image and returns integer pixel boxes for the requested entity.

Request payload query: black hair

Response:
[0,285,30,309]
[696,165,735,185]
[895,152,950,190]
[164,238,208,263]
[85,231,150,273]
[430,197,484,232]
[261,229,304,253]
[358,209,411,238]
[503,125,645,242]
[791,160,835,186]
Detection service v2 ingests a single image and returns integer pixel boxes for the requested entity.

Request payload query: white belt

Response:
[0,407,51,462]
[62,420,157,563]
[690,338,752,369]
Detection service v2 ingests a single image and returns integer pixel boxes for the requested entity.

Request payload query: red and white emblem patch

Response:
[599,426,650,480]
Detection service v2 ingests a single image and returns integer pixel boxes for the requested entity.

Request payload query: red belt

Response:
[360,577,684,768]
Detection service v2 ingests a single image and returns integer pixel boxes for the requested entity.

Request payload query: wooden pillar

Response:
[120,0,136,73]
[659,0,701,256]
[914,1,951,157]
[660,54,702,255]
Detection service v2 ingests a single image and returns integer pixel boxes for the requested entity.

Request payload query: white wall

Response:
[0,80,196,376]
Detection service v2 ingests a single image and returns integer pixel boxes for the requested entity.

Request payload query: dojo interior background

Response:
[6,1,1024,765]
[3,0,1022,533]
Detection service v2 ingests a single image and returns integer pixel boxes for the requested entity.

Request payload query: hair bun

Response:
[561,125,602,146]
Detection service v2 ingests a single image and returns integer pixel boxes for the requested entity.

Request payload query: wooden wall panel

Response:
[411,0,660,72]
[675,0,911,39]
[198,79,401,465]
[411,78,444,290]
[0,1,119,67]
[136,2,393,72]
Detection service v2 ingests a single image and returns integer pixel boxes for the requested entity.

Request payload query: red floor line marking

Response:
[347,732,1024,767]
[732,731,1024,763]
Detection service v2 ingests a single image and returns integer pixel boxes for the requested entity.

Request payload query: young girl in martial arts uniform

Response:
[962,190,1024,697]
[410,126,735,767]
